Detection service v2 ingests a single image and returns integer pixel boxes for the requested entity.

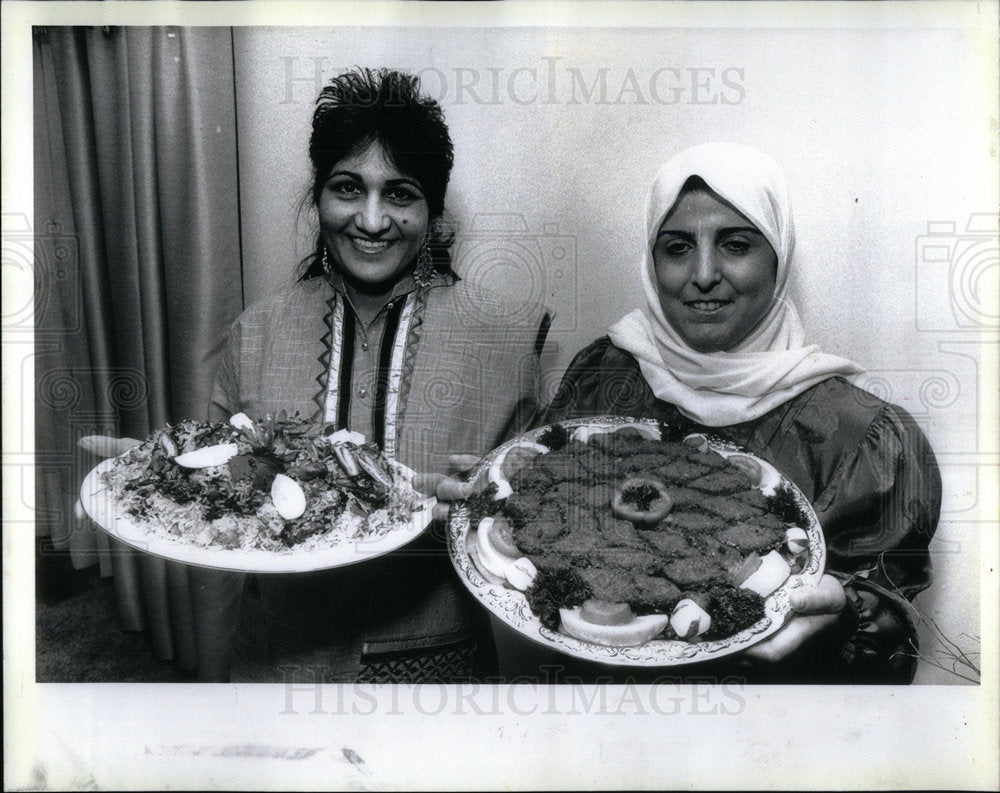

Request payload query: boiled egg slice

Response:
[474,517,538,591]
[572,422,660,445]
[173,443,240,468]
[559,607,669,647]
[487,441,549,500]
[739,550,791,597]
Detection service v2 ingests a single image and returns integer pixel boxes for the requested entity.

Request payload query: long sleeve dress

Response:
[517,337,941,684]
[197,268,549,682]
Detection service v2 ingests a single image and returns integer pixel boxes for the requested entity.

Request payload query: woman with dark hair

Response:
[190,68,550,682]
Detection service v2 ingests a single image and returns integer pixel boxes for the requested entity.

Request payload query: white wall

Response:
[233,23,997,683]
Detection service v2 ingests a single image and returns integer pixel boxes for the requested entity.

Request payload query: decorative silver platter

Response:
[447,416,825,666]
[81,457,435,574]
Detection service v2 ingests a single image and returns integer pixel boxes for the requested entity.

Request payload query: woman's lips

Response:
[349,237,393,254]
[684,299,731,314]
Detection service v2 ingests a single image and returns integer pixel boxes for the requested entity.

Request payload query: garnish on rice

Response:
[103,415,421,552]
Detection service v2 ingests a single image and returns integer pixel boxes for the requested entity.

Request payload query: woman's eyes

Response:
[384,187,421,204]
[721,238,752,255]
[660,239,693,257]
[658,236,757,257]
[326,181,421,204]
[328,181,361,198]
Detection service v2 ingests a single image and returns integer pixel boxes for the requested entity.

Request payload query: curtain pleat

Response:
[34,27,243,675]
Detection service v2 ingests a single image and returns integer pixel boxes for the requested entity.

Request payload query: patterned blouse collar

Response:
[322,266,456,303]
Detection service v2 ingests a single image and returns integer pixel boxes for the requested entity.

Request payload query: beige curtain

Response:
[34,27,244,671]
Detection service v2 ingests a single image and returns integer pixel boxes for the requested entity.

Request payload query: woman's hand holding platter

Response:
[740,574,847,664]
[411,454,479,522]
[74,435,142,521]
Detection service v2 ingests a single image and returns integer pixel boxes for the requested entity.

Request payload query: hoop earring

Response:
[412,230,435,288]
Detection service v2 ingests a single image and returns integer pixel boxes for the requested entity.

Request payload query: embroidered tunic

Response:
[205,270,548,682]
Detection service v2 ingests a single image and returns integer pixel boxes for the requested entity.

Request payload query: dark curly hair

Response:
[299,68,456,280]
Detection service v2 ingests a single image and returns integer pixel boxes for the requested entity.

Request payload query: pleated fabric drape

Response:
[34,26,244,672]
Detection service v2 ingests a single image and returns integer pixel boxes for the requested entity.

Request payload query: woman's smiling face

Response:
[652,188,778,353]
[318,142,429,291]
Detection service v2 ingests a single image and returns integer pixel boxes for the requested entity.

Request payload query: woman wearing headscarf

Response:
[521,142,940,682]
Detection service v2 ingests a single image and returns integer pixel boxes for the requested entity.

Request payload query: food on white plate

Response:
[731,552,762,587]
[571,421,660,445]
[785,527,809,555]
[474,517,538,591]
[682,433,710,453]
[487,516,520,558]
[579,599,634,626]
[739,550,792,597]
[725,454,763,487]
[101,414,424,552]
[464,420,816,648]
[475,518,515,577]
[504,557,538,591]
[173,442,240,468]
[270,473,306,520]
[229,412,255,431]
[559,606,669,647]
[670,597,713,640]
[487,441,549,500]
[611,476,674,525]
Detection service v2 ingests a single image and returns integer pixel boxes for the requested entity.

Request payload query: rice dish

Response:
[102,415,424,553]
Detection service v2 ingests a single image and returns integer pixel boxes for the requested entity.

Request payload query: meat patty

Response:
[698,494,765,522]
[499,424,805,617]
[692,536,745,575]
[598,515,647,549]
[577,566,635,603]
[687,468,756,495]
[504,491,547,523]
[514,519,565,554]
[641,527,697,558]
[631,574,682,611]
[653,458,713,485]
[678,444,731,470]
[715,521,784,554]
[550,527,604,557]
[507,465,554,494]
[660,510,729,534]
[662,555,729,588]
[663,485,713,511]
[590,547,663,576]
[733,488,769,510]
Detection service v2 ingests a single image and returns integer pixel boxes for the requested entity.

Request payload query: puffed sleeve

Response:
[539,336,657,423]
[814,403,941,682]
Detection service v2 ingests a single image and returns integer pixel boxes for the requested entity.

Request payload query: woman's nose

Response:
[691,249,722,290]
[356,195,390,234]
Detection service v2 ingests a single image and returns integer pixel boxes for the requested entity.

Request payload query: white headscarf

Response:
[607,141,863,427]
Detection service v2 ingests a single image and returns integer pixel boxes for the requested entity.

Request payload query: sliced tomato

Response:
[500,445,544,480]
[731,551,762,586]
[611,476,673,525]
[727,454,763,486]
[487,516,520,559]
[580,599,635,626]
